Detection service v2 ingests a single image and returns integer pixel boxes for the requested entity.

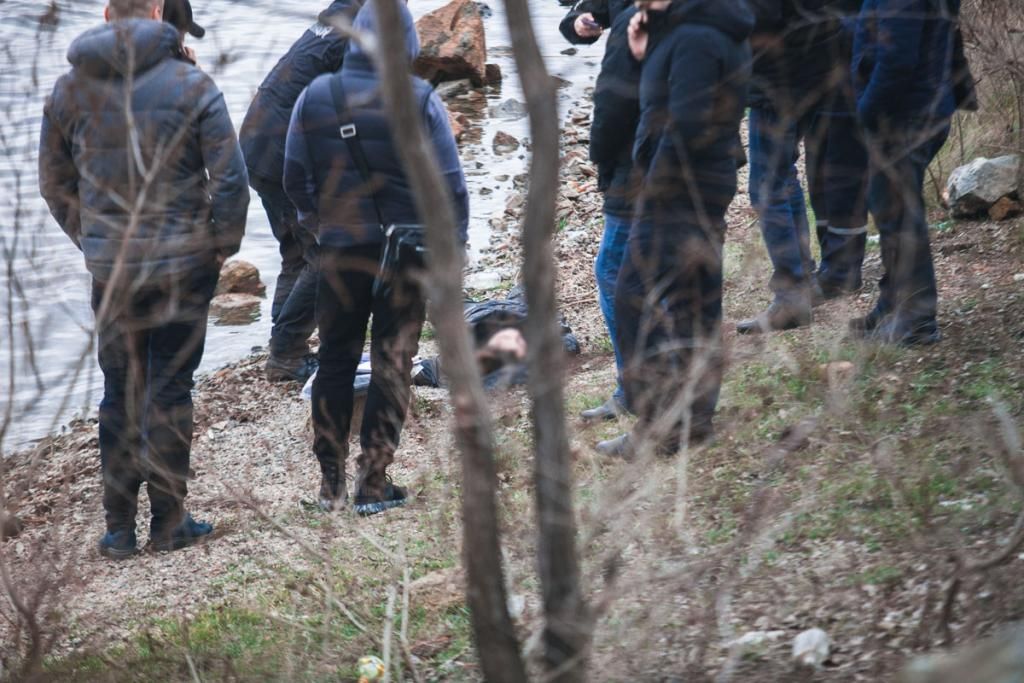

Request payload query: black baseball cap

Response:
[163,0,206,38]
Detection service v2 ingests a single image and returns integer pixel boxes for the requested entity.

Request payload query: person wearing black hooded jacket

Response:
[571,8,642,421]
[596,0,753,458]
[238,0,363,383]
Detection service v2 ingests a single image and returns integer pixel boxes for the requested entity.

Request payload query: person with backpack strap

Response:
[283,0,467,515]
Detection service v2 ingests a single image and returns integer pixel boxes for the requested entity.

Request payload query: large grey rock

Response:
[946,155,1020,218]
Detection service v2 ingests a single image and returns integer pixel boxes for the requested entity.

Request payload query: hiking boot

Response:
[580,395,627,422]
[851,314,940,347]
[98,529,139,560]
[266,354,318,383]
[149,514,213,552]
[736,300,812,335]
[353,479,408,517]
[596,427,714,460]
[318,463,347,512]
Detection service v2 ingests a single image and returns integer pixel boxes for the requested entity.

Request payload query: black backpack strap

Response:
[326,75,387,227]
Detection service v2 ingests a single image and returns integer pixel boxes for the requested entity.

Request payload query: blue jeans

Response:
[92,267,217,534]
[748,106,816,302]
[806,111,869,290]
[595,213,631,405]
[253,177,319,359]
[867,121,950,326]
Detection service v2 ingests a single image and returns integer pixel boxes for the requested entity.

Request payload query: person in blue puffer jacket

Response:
[848,0,962,345]
[284,0,468,516]
[39,0,249,559]
[239,0,364,383]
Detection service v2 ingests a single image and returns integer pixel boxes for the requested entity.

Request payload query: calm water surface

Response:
[0,0,601,449]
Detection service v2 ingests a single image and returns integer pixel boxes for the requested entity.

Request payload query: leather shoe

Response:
[736,301,812,334]
[851,314,940,346]
[580,395,626,422]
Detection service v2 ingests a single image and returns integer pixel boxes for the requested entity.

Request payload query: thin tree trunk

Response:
[368,2,527,680]
[501,0,590,679]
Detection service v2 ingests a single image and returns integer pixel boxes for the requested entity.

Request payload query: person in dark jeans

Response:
[239,0,364,383]
[39,1,249,558]
[806,7,871,298]
[849,0,966,345]
[598,0,752,458]
[284,0,468,514]
[736,0,850,334]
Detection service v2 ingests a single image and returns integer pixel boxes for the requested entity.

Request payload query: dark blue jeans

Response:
[806,111,870,290]
[866,120,950,326]
[91,267,217,535]
[312,244,426,496]
[595,212,631,405]
[748,106,816,303]
[614,165,734,442]
[253,177,319,359]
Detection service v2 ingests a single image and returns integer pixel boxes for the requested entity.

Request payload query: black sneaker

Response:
[318,463,347,512]
[266,354,318,383]
[98,529,139,560]
[150,514,213,552]
[353,480,407,517]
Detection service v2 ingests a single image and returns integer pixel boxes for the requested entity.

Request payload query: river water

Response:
[0,0,601,450]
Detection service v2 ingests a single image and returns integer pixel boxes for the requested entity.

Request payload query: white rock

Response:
[792,628,830,668]
[729,630,786,650]
[946,155,1021,217]
[1013,273,1024,283]
[465,271,502,290]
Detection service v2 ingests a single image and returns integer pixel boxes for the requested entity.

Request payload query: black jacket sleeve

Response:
[198,84,250,258]
[558,0,611,45]
[589,10,639,166]
[38,86,82,249]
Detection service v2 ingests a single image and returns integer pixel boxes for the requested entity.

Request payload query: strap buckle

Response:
[339,123,357,139]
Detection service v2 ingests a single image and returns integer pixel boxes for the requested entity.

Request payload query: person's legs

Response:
[748,106,813,303]
[356,257,427,505]
[144,267,218,544]
[255,180,319,377]
[589,211,631,415]
[740,107,815,333]
[859,122,949,343]
[92,280,148,553]
[311,245,377,506]
[818,112,869,294]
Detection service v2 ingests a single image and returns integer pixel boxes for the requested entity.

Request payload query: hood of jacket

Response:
[345,0,420,65]
[650,0,755,42]
[67,19,179,79]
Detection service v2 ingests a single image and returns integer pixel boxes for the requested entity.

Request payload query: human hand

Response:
[183,45,198,67]
[574,13,603,39]
[628,11,648,61]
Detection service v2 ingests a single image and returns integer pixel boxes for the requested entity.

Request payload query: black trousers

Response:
[91,267,217,535]
[614,165,735,446]
[252,176,319,359]
[311,243,426,497]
